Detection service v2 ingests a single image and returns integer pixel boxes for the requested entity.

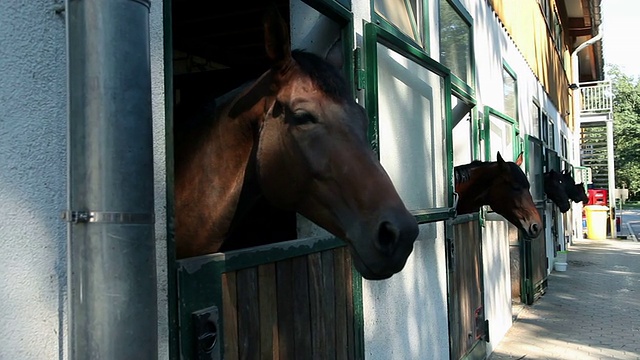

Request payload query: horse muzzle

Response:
[347,213,419,280]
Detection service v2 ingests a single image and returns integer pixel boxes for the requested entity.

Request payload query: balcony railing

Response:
[579,80,612,114]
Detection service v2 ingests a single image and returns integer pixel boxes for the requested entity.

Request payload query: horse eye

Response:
[291,111,317,125]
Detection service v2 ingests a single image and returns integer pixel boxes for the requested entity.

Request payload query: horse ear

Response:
[496,151,504,163]
[325,38,344,70]
[515,152,523,166]
[263,6,291,69]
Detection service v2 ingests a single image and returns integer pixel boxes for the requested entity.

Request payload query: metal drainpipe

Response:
[65,0,157,358]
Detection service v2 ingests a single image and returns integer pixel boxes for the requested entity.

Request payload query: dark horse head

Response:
[174,8,418,280]
[561,170,589,204]
[544,169,571,212]
[455,152,542,238]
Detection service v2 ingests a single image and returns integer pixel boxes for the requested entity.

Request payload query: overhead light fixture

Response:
[568,83,579,90]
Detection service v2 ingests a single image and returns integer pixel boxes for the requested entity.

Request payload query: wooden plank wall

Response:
[222,246,355,360]
[488,0,572,129]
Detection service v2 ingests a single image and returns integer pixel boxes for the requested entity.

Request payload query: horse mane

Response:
[291,50,350,101]
[455,159,530,187]
[454,160,484,184]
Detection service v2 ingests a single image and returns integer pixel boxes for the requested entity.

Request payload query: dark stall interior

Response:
[172,0,297,251]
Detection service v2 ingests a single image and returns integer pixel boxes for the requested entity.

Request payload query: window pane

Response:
[528,139,544,201]
[548,119,555,149]
[502,67,517,119]
[541,113,548,143]
[532,102,540,138]
[375,0,418,43]
[440,1,471,83]
[452,96,473,166]
[377,44,448,210]
[489,115,514,161]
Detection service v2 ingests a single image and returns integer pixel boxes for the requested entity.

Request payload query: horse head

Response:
[561,170,589,204]
[544,169,571,212]
[233,8,419,280]
[486,152,542,238]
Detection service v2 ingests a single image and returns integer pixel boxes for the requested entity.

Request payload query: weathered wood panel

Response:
[237,267,260,360]
[334,247,348,360]
[221,246,354,360]
[258,264,278,360]
[276,259,295,359]
[222,272,239,360]
[292,256,311,359]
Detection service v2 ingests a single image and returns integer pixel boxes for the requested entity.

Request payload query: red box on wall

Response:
[587,189,608,206]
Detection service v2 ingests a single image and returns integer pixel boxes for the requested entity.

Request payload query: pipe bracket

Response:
[61,210,155,224]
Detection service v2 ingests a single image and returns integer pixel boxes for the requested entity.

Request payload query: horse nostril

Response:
[376,221,400,255]
[530,223,540,236]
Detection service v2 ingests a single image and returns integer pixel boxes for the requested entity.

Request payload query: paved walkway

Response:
[489,237,640,360]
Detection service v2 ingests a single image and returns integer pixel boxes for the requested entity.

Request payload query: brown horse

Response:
[561,170,589,204]
[455,152,542,238]
[174,9,418,280]
[544,169,571,213]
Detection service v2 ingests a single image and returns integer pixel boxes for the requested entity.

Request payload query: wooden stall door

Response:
[446,218,487,360]
[522,206,548,305]
[177,241,360,360]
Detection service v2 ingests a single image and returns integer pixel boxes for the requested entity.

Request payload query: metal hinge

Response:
[354,47,366,90]
[61,210,155,224]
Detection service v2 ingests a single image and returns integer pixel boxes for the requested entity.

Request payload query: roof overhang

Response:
[559,0,604,81]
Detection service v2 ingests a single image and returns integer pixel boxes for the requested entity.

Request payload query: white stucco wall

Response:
[481,220,512,354]
[0,2,68,359]
[363,223,450,360]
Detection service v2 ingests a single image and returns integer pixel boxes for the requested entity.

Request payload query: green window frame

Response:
[482,106,520,162]
[363,22,455,223]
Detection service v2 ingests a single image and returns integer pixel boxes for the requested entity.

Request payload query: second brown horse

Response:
[455,152,542,238]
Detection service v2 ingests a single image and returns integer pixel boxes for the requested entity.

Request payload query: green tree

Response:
[609,65,640,197]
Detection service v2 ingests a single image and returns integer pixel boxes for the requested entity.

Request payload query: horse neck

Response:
[175,96,265,257]
[455,162,497,214]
